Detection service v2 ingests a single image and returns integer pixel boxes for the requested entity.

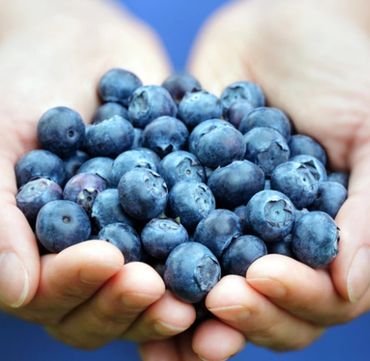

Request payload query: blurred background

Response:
[1,0,369,360]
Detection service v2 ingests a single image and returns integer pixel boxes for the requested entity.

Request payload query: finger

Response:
[206,275,324,351]
[123,291,196,343]
[331,149,370,307]
[139,339,180,361]
[192,319,246,361]
[18,240,123,325]
[47,262,165,349]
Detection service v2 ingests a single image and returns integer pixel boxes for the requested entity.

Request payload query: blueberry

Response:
[16,178,62,226]
[158,151,205,189]
[246,190,296,242]
[194,209,241,258]
[92,102,129,124]
[239,107,292,140]
[178,91,222,129]
[244,127,290,176]
[37,107,85,158]
[63,150,89,180]
[111,149,159,186]
[118,168,168,220]
[141,218,189,259]
[98,68,142,106]
[168,181,216,230]
[152,260,166,278]
[327,172,349,189]
[142,116,189,157]
[91,189,134,231]
[36,200,91,253]
[78,157,113,186]
[132,128,143,149]
[267,234,293,257]
[189,119,224,154]
[15,150,66,187]
[136,148,161,168]
[291,155,327,182]
[98,223,142,263]
[270,161,319,209]
[234,205,249,233]
[63,173,107,214]
[289,134,327,166]
[208,160,264,209]
[224,100,254,129]
[162,73,202,103]
[310,181,347,218]
[222,235,267,276]
[292,211,339,268]
[84,115,134,157]
[164,242,221,303]
[128,85,177,128]
[192,121,246,168]
[220,81,265,113]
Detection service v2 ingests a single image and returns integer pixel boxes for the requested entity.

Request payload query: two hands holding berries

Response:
[1,0,370,361]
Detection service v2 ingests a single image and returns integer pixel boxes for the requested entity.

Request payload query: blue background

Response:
[1,0,369,360]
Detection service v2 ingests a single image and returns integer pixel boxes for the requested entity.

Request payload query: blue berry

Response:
[292,211,339,268]
[267,234,293,257]
[164,242,221,303]
[168,181,215,230]
[289,134,327,166]
[78,157,113,186]
[63,150,89,180]
[222,235,267,276]
[128,85,177,128]
[162,73,202,103]
[84,115,134,157]
[141,218,189,259]
[234,205,249,233]
[311,181,347,218]
[91,188,134,231]
[192,120,246,168]
[158,151,205,189]
[239,107,292,140]
[118,168,168,220]
[132,128,143,149]
[224,100,254,128]
[63,173,107,214]
[208,160,264,209]
[246,190,296,242]
[189,119,224,154]
[270,161,319,209]
[98,223,142,263]
[291,154,327,182]
[111,149,158,186]
[220,81,265,112]
[36,200,91,253]
[178,91,222,129]
[37,107,85,158]
[244,127,290,176]
[15,150,66,187]
[92,102,129,124]
[327,172,349,189]
[142,116,189,157]
[16,178,62,226]
[98,68,142,106]
[194,209,241,258]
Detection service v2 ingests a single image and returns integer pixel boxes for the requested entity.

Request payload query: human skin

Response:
[140,0,370,360]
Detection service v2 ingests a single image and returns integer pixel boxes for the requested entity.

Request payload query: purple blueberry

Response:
[98,222,142,263]
[78,157,113,185]
[92,102,129,124]
[289,134,327,166]
[162,73,202,103]
[164,242,221,303]
[15,150,66,187]
[36,200,91,253]
[224,100,254,129]
[63,150,89,180]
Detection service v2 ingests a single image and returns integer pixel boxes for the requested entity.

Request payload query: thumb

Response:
[0,153,40,308]
[332,146,370,305]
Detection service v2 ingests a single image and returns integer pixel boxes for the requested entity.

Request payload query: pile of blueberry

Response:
[15,69,348,305]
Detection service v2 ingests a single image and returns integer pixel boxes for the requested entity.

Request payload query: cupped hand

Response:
[149,0,370,358]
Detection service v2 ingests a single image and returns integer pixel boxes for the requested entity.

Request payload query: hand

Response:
[0,0,199,350]
[148,0,370,358]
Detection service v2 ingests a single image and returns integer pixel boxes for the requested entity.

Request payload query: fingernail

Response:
[209,305,251,322]
[347,246,370,303]
[247,277,287,298]
[153,321,186,335]
[0,252,30,308]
